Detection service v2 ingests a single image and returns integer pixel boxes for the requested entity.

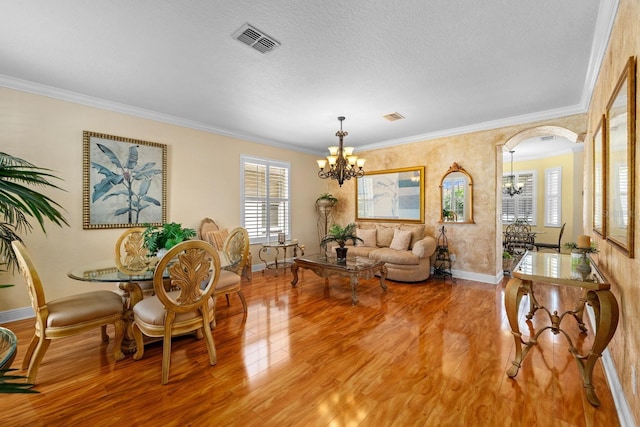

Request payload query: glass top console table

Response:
[258,240,303,275]
[504,251,619,407]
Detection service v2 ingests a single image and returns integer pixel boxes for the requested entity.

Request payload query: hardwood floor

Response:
[0,269,619,426]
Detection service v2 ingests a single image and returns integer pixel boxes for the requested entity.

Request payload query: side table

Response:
[259,240,304,275]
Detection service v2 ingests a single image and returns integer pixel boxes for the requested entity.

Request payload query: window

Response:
[544,167,562,227]
[613,163,628,227]
[502,170,536,224]
[241,156,290,244]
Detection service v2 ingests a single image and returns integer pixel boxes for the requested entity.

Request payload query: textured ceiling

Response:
[0,1,613,155]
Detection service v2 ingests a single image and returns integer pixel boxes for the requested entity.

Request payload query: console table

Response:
[504,251,619,407]
[259,240,303,275]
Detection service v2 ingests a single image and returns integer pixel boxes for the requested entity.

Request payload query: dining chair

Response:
[11,241,125,385]
[131,240,220,384]
[216,227,249,313]
[115,227,151,275]
[535,222,566,253]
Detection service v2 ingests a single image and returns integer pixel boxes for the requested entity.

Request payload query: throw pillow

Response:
[357,228,377,247]
[400,224,425,249]
[205,228,229,250]
[389,229,413,251]
[376,225,397,247]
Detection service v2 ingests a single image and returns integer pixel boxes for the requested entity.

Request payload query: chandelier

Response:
[503,150,524,197]
[316,116,365,187]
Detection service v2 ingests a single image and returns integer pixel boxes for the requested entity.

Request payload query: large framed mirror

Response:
[593,115,605,237]
[605,56,635,258]
[440,162,474,224]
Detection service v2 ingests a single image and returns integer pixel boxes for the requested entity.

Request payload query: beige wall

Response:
[329,114,586,279]
[0,86,325,313]
[584,0,640,421]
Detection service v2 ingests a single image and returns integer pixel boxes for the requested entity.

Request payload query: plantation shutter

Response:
[241,156,290,243]
[502,171,536,224]
[544,167,561,227]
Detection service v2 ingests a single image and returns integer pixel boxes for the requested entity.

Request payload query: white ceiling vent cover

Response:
[233,24,280,54]
[383,112,405,122]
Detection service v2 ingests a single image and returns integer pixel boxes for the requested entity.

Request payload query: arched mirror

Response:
[440,162,474,224]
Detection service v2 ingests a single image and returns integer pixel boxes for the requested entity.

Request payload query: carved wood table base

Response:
[504,252,619,407]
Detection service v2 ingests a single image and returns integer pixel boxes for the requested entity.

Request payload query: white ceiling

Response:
[0,1,616,155]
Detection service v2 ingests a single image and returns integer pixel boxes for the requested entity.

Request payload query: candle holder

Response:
[575,247,592,281]
[278,233,286,244]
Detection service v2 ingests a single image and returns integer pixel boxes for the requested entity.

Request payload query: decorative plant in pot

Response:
[320,223,362,263]
[142,222,196,258]
[0,152,68,393]
[316,193,338,206]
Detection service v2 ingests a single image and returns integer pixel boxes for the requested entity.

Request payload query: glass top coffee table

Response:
[291,253,387,305]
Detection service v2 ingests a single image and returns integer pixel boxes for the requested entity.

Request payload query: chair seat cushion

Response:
[216,270,242,292]
[47,291,123,327]
[133,291,214,326]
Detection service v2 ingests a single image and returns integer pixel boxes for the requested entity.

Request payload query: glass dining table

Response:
[68,251,233,352]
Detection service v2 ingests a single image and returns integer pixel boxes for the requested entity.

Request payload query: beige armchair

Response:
[11,241,125,385]
[131,240,220,384]
[198,217,252,280]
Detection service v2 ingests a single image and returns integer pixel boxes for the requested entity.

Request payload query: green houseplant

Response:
[142,222,196,256]
[0,152,68,272]
[0,152,67,393]
[316,193,338,205]
[320,223,362,262]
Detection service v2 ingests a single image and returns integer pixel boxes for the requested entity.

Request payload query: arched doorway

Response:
[496,125,585,275]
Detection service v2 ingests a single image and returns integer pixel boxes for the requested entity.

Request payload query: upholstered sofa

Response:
[328,222,437,282]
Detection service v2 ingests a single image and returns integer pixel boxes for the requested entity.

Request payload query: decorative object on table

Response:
[11,240,125,386]
[316,193,337,249]
[142,222,196,258]
[565,235,598,281]
[316,116,365,187]
[605,56,635,258]
[502,250,514,274]
[503,150,524,197]
[83,131,167,229]
[356,166,424,223]
[278,232,286,244]
[440,162,474,224]
[0,152,69,273]
[432,226,454,282]
[320,223,363,263]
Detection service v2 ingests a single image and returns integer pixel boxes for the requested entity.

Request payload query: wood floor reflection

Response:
[0,270,619,426]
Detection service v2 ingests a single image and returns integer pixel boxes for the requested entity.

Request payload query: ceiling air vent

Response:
[383,112,405,122]
[233,24,280,54]
[540,135,555,141]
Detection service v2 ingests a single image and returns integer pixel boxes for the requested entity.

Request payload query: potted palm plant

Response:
[320,223,362,263]
[0,152,68,393]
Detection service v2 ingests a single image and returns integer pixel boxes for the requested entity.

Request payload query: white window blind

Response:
[544,167,562,227]
[614,164,628,227]
[241,156,290,244]
[502,171,536,224]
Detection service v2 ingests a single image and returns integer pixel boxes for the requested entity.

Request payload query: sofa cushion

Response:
[347,246,378,257]
[376,225,397,247]
[369,248,420,265]
[389,229,413,251]
[357,228,377,247]
[400,224,426,249]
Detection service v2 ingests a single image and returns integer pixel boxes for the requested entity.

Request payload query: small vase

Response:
[335,246,348,263]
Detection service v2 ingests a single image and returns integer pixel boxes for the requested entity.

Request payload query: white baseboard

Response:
[0,306,34,324]
[585,306,635,427]
[439,268,503,284]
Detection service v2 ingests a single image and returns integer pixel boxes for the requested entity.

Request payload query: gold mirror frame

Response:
[593,115,605,237]
[605,56,636,257]
[439,162,474,224]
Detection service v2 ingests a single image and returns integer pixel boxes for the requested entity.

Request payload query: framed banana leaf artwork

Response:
[83,131,167,229]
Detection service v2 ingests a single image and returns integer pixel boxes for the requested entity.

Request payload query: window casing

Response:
[502,170,536,224]
[544,167,562,227]
[241,156,290,244]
